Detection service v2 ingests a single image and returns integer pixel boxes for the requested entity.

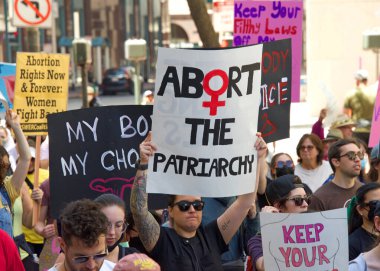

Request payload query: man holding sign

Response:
[130,132,267,270]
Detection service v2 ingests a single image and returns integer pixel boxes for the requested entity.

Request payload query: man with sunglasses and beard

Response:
[309,139,363,212]
[48,199,115,271]
[130,132,267,271]
[247,174,310,271]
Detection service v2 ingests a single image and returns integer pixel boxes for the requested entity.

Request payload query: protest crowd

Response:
[0,25,379,271]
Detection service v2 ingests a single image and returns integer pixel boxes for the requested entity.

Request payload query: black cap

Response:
[265,174,304,205]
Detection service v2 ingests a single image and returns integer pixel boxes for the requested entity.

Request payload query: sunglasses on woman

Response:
[286,196,311,206]
[173,200,205,212]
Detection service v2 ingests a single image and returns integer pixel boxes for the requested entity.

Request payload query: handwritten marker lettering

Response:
[202,69,228,116]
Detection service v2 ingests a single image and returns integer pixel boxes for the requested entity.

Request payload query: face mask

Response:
[275,167,294,178]
[360,158,368,170]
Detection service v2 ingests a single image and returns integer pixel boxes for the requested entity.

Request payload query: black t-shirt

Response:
[349,226,377,260]
[150,220,228,271]
[118,245,140,259]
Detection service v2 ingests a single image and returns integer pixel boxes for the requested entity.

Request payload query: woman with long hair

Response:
[350,201,380,270]
[348,183,380,260]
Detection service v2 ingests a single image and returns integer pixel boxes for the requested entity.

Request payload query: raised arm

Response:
[257,154,268,195]
[130,132,160,252]
[217,133,267,244]
[7,110,31,193]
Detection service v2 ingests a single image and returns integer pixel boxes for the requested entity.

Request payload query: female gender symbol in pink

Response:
[202,69,228,116]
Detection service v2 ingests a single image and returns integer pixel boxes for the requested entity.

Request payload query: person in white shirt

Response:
[48,199,115,271]
[294,133,333,192]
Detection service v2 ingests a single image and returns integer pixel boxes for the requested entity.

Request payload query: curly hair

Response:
[60,199,109,247]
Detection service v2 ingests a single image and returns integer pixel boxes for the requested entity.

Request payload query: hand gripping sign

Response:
[148,44,262,197]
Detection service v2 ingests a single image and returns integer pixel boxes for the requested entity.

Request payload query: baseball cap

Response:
[265,175,304,205]
[371,141,380,161]
[330,114,356,129]
[143,90,153,97]
[355,69,369,80]
[113,253,160,271]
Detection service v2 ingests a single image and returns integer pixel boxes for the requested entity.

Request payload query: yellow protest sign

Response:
[13,52,70,135]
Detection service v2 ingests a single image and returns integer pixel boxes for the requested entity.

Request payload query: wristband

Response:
[135,159,148,170]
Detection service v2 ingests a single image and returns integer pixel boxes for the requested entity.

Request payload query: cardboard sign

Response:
[147,45,262,197]
[369,82,380,147]
[258,39,291,143]
[48,105,168,218]
[234,0,303,102]
[14,52,69,135]
[39,237,60,271]
[260,208,348,270]
[0,62,16,112]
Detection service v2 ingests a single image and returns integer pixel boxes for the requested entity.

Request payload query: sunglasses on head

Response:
[339,151,364,161]
[286,196,311,206]
[72,249,108,264]
[173,200,205,212]
[276,160,293,168]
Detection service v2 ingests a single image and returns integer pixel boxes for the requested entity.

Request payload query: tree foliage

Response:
[187,0,220,48]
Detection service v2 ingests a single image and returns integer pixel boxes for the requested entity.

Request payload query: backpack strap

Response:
[24,176,34,190]
[0,185,11,208]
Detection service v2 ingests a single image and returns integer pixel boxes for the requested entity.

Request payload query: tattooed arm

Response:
[130,132,160,253]
[217,133,267,244]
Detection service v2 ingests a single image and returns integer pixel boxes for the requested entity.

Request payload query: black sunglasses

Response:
[173,200,205,212]
[363,200,379,208]
[72,249,108,264]
[339,151,364,161]
[286,196,311,206]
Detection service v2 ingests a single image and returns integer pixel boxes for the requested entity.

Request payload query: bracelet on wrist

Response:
[135,159,148,170]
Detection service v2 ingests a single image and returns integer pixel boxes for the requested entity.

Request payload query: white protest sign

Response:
[147,45,262,197]
[260,208,348,270]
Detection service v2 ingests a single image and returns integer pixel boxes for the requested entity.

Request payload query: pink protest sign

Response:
[369,82,380,147]
[233,0,303,102]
